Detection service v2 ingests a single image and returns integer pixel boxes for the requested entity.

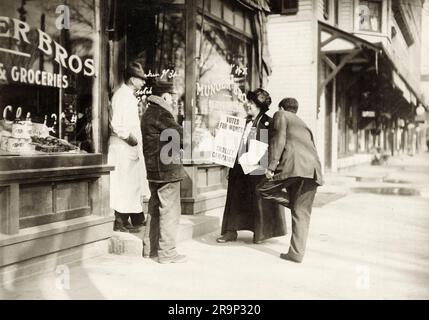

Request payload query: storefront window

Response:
[0,0,98,155]
[127,5,185,123]
[193,18,252,162]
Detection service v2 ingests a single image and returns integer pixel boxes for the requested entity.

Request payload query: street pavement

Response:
[1,153,429,300]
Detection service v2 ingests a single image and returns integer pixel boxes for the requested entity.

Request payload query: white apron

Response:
[108,84,150,213]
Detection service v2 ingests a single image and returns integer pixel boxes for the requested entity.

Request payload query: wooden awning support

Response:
[319,49,361,92]
[317,22,381,98]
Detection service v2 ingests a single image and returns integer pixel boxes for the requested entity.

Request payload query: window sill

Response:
[0,163,113,182]
[0,153,104,172]
[352,30,390,39]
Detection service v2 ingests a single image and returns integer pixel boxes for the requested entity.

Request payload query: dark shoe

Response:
[113,225,129,233]
[125,224,142,233]
[132,222,146,228]
[280,253,302,263]
[130,213,146,227]
[216,231,238,243]
[158,254,187,264]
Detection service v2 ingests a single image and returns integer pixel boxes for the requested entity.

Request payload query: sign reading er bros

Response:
[0,16,95,89]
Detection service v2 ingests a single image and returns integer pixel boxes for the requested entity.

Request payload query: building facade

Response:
[0,0,271,282]
[107,0,271,214]
[267,0,427,172]
[0,0,114,282]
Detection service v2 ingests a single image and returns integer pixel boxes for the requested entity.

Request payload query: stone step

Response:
[1,240,109,289]
[108,213,221,256]
[1,213,222,287]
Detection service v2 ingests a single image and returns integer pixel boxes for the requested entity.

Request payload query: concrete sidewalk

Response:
[1,153,429,299]
[320,153,429,197]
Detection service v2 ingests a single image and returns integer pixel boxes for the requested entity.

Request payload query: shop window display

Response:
[0,0,98,156]
[194,18,252,162]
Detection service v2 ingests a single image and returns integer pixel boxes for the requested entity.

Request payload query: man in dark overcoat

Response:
[141,90,187,264]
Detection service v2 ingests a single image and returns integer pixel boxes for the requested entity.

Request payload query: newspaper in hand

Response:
[239,139,268,174]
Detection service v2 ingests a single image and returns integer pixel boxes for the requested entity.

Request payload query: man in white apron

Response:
[108,61,150,232]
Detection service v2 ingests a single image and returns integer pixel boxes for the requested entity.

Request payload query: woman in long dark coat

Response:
[217,88,286,244]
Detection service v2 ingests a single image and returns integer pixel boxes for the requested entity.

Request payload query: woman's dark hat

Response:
[246,88,272,111]
[127,61,147,80]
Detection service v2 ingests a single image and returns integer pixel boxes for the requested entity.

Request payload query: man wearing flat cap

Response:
[258,97,323,263]
[108,61,150,233]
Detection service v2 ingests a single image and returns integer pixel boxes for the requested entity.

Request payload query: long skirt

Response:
[221,162,287,242]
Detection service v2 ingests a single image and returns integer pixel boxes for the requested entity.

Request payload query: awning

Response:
[318,21,381,96]
[381,46,424,108]
[393,71,411,103]
[319,23,380,54]
[318,21,426,109]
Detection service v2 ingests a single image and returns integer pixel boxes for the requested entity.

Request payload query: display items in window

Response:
[194,19,252,163]
[0,0,98,156]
